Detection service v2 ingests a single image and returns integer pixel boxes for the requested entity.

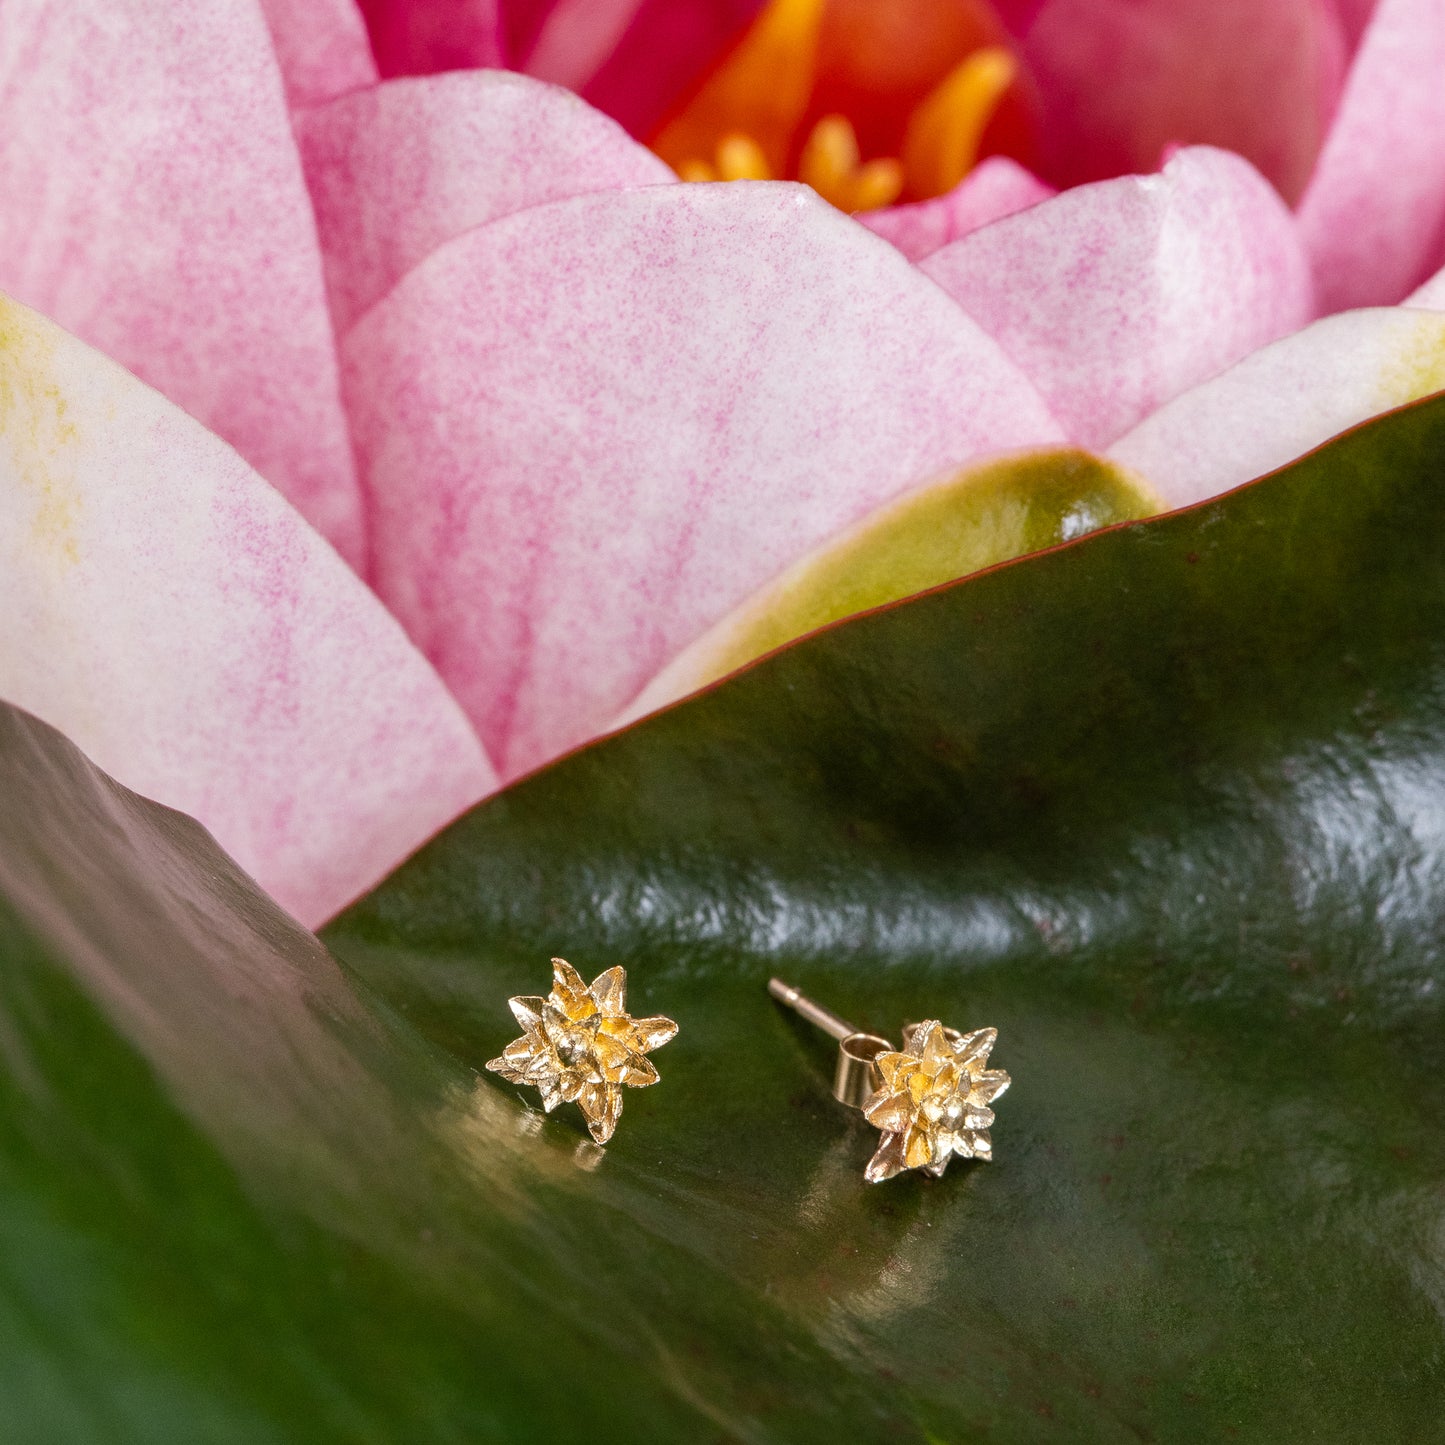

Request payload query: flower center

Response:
[649,0,1027,213]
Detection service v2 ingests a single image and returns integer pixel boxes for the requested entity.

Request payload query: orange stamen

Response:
[716,134,772,181]
[798,115,904,212]
[651,0,827,180]
[901,46,1017,200]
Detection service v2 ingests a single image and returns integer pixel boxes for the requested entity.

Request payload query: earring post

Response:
[767,978,859,1041]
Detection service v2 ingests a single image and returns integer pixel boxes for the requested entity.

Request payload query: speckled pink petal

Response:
[1022,0,1347,206]
[579,0,766,140]
[358,0,506,74]
[341,183,1065,779]
[0,0,364,568]
[0,294,496,928]
[920,147,1316,449]
[1296,0,1445,310]
[1108,306,1445,509]
[299,71,675,333]
[257,0,377,109]
[859,157,1055,263]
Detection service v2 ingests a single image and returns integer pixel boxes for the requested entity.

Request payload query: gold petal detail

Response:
[628,1016,680,1053]
[590,965,628,1016]
[591,1033,633,1078]
[487,961,676,1144]
[508,995,546,1030]
[616,1053,659,1088]
[917,1020,950,1068]
[953,1027,997,1068]
[551,957,589,998]
[863,1090,915,1133]
[860,1017,1008,1181]
[865,1131,909,1184]
[581,1083,623,1145]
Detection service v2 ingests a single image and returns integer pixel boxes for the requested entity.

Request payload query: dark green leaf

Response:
[330,395,1445,1438]
[6,395,1445,1442]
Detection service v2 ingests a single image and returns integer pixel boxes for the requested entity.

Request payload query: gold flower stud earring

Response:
[486,958,678,1144]
[769,979,1010,1183]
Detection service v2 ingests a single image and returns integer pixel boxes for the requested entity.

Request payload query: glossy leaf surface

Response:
[6,395,1445,1441]
[331,393,1445,1438]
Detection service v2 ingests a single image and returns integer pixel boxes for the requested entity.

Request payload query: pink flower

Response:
[0,0,1443,928]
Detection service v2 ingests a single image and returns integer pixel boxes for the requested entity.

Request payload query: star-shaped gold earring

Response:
[485,958,678,1144]
[860,1020,1010,1183]
[769,980,1010,1183]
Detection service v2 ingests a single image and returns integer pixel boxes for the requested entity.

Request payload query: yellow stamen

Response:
[902,46,1017,200]
[798,115,905,213]
[652,0,827,180]
[716,133,772,181]
[676,158,717,183]
[851,157,907,213]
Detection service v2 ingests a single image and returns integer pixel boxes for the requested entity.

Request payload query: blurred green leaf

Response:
[5,396,1445,1441]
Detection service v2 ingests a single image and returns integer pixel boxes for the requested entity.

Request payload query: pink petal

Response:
[502,0,560,61]
[579,0,767,140]
[859,156,1055,263]
[0,0,364,567]
[341,183,1064,779]
[920,147,1316,449]
[522,0,650,90]
[1406,264,1445,310]
[298,71,675,334]
[1108,306,1445,509]
[256,0,378,109]
[0,295,496,928]
[1295,0,1445,310]
[1021,0,1348,205]
[357,0,506,75]
[1332,0,1383,43]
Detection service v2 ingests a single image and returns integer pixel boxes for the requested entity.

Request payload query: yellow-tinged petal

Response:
[619,449,1158,722]
[651,0,827,178]
[902,46,1017,201]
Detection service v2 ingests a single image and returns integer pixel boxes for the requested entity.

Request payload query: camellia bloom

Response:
[1,0,1444,931]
